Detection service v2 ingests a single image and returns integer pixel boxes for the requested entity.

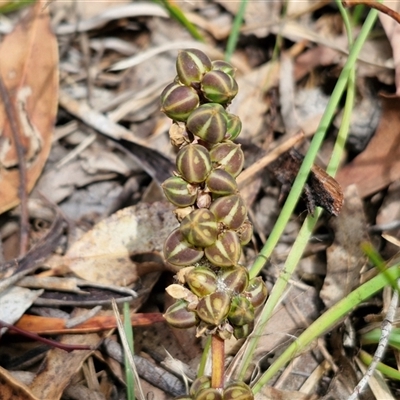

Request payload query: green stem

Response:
[239,4,378,382]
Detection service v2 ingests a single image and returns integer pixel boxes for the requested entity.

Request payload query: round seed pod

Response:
[245,277,268,308]
[236,220,253,246]
[180,208,218,247]
[209,141,244,178]
[218,266,249,295]
[164,300,198,329]
[233,322,254,340]
[196,291,231,325]
[176,48,212,86]
[206,169,237,196]
[228,296,254,327]
[186,266,218,298]
[209,194,247,230]
[176,144,212,184]
[196,388,223,400]
[225,112,242,141]
[162,176,197,207]
[164,228,204,267]
[223,382,254,400]
[212,60,235,77]
[160,82,199,121]
[201,70,238,104]
[186,103,227,144]
[204,230,241,267]
[189,376,211,397]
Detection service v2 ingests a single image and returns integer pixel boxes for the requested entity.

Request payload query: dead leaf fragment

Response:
[0,366,40,400]
[336,96,400,197]
[29,332,100,400]
[66,202,177,286]
[0,0,58,214]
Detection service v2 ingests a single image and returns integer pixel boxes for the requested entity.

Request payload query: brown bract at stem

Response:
[342,0,400,24]
[211,333,225,389]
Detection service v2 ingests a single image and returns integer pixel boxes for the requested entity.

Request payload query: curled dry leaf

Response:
[0,0,58,214]
[65,202,177,286]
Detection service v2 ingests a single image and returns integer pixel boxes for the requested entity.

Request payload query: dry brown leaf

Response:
[65,202,177,286]
[0,0,58,214]
[321,185,368,308]
[336,96,400,197]
[15,312,165,335]
[0,366,40,400]
[29,332,100,400]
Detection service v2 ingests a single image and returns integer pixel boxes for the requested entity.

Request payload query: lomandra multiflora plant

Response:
[160,49,268,400]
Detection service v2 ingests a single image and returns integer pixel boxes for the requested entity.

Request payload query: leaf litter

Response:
[1,1,400,399]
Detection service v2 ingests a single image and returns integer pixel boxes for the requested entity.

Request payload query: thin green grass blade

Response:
[249,3,377,280]
[0,0,34,14]
[123,302,135,400]
[362,242,400,292]
[238,3,377,382]
[153,0,204,42]
[225,0,248,62]
[251,264,400,393]
[359,350,400,380]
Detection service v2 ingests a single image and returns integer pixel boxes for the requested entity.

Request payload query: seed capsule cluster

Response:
[175,376,254,400]
[161,49,267,347]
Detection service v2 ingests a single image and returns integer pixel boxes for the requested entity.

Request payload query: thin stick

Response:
[0,319,93,352]
[211,334,225,389]
[348,282,399,400]
[237,130,305,190]
[0,75,29,255]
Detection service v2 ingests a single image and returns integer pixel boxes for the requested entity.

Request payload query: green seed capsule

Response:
[162,176,197,207]
[218,266,249,294]
[176,48,212,86]
[245,277,268,308]
[186,103,227,144]
[223,382,254,400]
[160,82,199,121]
[196,388,223,400]
[204,230,241,267]
[233,322,254,340]
[180,209,218,247]
[176,144,212,183]
[236,220,253,246]
[196,291,231,325]
[189,376,211,397]
[209,195,247,230]
[164,228,204,267]
[211,60,236,77]
[164,300,198,329]
[186,266,218,298]
[205,169,237,196]
[201,70,238,104]
[228,296,254,327]
[209,141,244,178]
[225,113,242,141]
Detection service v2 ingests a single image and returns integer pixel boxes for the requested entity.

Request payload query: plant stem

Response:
[211,334,225,389]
